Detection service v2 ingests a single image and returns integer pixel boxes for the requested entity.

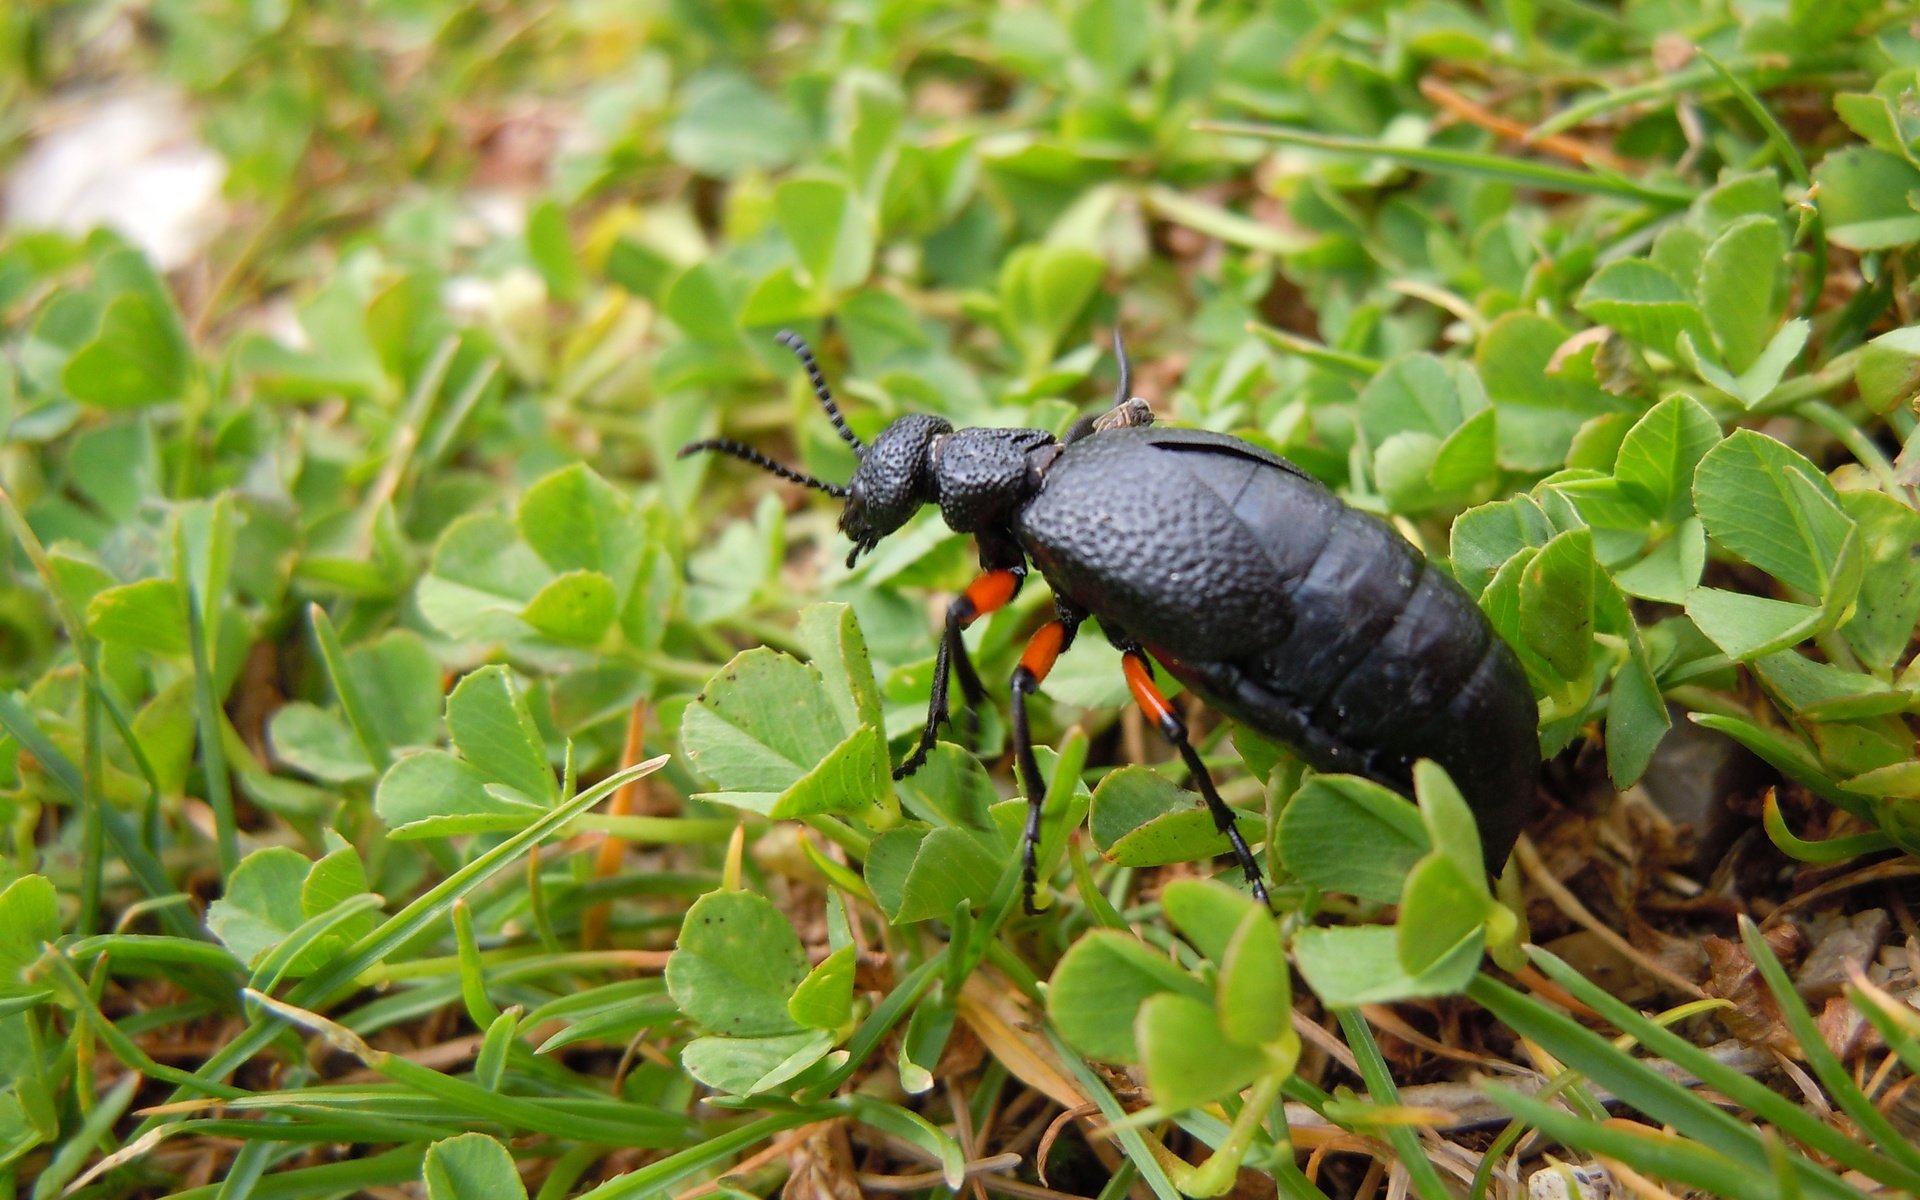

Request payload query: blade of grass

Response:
[1501,953,1915,1192]
[162,1144,428,1199]
[574,1107,848,1199]
[1761,791,1894,864]
[79,652,105,933]
[525,842,561,953]
[135,756,666,1134]
[848,1095,966,1189]
[1530,53,1852,139]
[1845,975,1920,1074]
[250,894,389,995]
[157,1112,468,1143]
[1141,184,1313,255]
[1463,996,1723,1200]
[569,813,741,842]
[1096,1157,1142,1200]
[452,899,503,1028]
[1333,1008,1454,1200]
[1768,1128,1807,1200]
[796,952,945,1101]
[415,356,501,474]
[176,514,238,876]
[1044,1025,1184,1200]
[245,990,695,1146]
[1690,46,1828,322]
[212,1138,274,1200]
[155,1086,533,1117]
[2,490,116,931]
[31,1073,139,1200]
[1696,52,1808,186]
[0,692,196,939]
[1069,840,1129,929]
[1195,122,1695,206]
[91,670,166,846]
[534,1145,604,1200]
[308,604,393,774]
[0,992,52,1018]
[1739,915,1920,1178]
[43,949,248,1101]
[1247,322,1383,379]
[66,934,237,972]
[303,756,663,997]
[1469,971,1881,1198]
[1484,1086,1786,1198]
[359,334,456,535]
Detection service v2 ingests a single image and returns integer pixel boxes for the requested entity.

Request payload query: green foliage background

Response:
[2,0,1919,1196]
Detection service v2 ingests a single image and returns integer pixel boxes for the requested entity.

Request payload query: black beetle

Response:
[682,330,1540,909]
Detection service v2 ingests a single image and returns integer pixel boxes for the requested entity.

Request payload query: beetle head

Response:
[839,413,950,563]
[678,331,950,568]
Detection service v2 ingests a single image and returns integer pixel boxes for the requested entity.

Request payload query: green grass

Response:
[2,0,1919,1196]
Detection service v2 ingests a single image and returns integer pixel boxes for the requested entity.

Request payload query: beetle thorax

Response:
[930,427,1057,534]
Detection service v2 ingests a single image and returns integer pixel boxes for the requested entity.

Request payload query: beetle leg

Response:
[951,535,1029,723]
[894,567,1023,780]
[1121,650,1271,907]
[1012,606,1084,914]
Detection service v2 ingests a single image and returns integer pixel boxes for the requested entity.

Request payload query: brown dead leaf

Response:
[1547,327,1612,377]
[1814,994,1872,1062]
[1540,930,1655,1004]
[956,973,1085,1111]
[1220,1161,1282,1200]
[933,1014,986,1082]
[783,1121,862,1200]
[1701,926,1805,1054]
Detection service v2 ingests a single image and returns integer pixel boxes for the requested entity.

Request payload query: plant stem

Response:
[1175,1071,1288,1197]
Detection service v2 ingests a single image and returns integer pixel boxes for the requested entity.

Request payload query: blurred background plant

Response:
[1,0,1918,1196]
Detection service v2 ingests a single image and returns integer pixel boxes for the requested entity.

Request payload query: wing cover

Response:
[1016,428,1339,662]
[1017,425,1538,867]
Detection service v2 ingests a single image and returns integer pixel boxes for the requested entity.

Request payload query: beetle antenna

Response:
[677,439,850,498]
[775,331,865,457]
[1112,327,1132,408]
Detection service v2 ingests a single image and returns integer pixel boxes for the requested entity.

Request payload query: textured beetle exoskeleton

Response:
[683,329,1541,907]
[1020,426,1537,868]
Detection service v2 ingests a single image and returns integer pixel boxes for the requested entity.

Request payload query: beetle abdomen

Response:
[1158,586,1538,869]
[1018,426,1539,868]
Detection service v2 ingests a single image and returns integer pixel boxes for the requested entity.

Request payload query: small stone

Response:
[1633,714,1769,872]
[1529,1161,1611,1199]
[6,86,227,271]
[1796,909,1891,1003]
